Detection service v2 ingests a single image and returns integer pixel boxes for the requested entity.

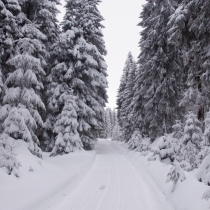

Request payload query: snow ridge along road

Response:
[49,139,175,210]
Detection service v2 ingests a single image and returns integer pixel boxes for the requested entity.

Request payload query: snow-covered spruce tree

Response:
[99,109,107,138]
[204,111,210,146]
[46,26,107,150]
[0,0,21,99]
[51,88,82,156]
[19,0,61,147]
[166,161,186,192]
[20,0,60,49]
[0,12,47,157]
[112,120,122,142]
[61,0,107,149]
[195,111,210,165]
[116,54,131,130]
[105,107,115,138]
[196,153,210,202]
[168,0,210,123]
[111,108,117,129]
[63,0,106,56]
[36,0,60,50]
[179,112,203,171]
[131,0,183,141]
[128,130,142,150]
[43,30,79,151]
[151,121,183,161]
[119,52,137,141]
[0,134,21,176]
[98,107,116,139]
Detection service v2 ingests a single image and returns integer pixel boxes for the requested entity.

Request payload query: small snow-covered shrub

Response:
[197,154,210,201]
[149,121,183,162]
[51,133,74,156]
[172,120,183,139]
[179,112,203,171]
[196,154,210,184]
[0,135,21,177]
[128,130,142,150]
[204,111,210,146]
[135,136,150,155]
[166,161,186,192]
[151,135,179,162]
[128,131,150,155]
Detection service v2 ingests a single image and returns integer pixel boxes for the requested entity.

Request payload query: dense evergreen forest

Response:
[1,0,210,200]
[0,0,108,174]
[115,0,210,195]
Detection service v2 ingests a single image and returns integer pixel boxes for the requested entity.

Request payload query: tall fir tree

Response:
[51,88,83,156]
[0,0,21,99]
[131,0,183,140]
[119,52,137,141]
[168,0,210,122]
[61,0,108,149]
[116,54,131,128]
[0,7,48,157]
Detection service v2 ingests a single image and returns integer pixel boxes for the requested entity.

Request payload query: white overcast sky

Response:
[57,0,146,108]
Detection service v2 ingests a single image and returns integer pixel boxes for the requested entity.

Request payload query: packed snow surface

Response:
[50,139,174,210]
[2,139,209,210]
[0,139,175,210]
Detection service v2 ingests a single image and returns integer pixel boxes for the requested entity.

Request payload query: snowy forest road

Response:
[48,139,174,210]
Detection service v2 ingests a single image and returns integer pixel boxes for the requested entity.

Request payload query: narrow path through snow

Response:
[48,139,174,210]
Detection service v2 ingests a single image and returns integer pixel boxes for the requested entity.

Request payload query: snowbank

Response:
[0,140,95,210]
[116,141,210,210]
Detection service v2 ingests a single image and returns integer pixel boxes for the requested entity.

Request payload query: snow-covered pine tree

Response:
[36,0,60,49]
[168,0,210,123]
[0,134,21,176]
[99,109,106,138]
[0,11,47,158]
[131,0,183,141]
[128,130,142,150]
[112,120,122,142]
[203,111,210,148]
[63,0,106,56]
[19,0,61,147]
[43,29,80,151]
[100,108,118,139]
[0,0,21,99]
[20,0,60,49]
[51,88,82,156]
[116,54,131,130]
[61,0,108,149]
[104,108,111,138]
[111,108,117,129]
[179,112,203,171]
[120,52,137,141]
[166,161,186,192]
[46,26,106,151]
[151,121,183,162]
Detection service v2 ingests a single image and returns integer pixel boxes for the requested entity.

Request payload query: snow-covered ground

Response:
[0,139,209,210]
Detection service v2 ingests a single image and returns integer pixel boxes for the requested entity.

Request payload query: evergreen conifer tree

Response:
[60,0,108,149]
[116,53,132,129]
[0,0,21,98]
[51,88,82,156]
[0,9,47,157]
[168,0,210,122]
[120,53,137,141]
[180,112,203,170]
[131,0,183,141]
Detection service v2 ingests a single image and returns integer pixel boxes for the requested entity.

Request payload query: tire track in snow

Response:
[41,139,175,210]
[112,142,175,210]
